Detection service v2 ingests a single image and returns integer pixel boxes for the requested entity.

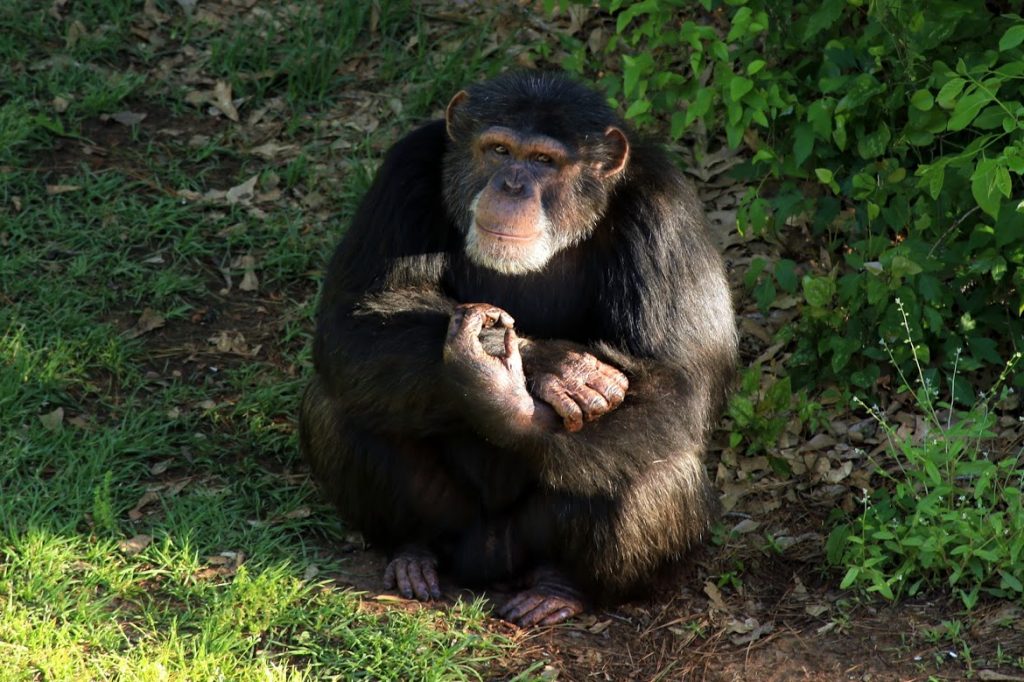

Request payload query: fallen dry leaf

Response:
[801,433,837,451]
[212,80,239,121]
[65,20,87,49]
[119,534,153,555]
[976,671,1024,681]
[109,111,147,126]
[165,477,191,496]
[226,175,259,205]
[238,254,259,292]
[823,460,853,484]
[703,581,729,612]
[67,414,90,429]
[128,491,160,520]
[208,331,261,357]
[727,617,774,645]
[150,459,172,475]
[125,308,166,338]
[730,518,761,534]
[39,407,65,431]
[143,0,170,23]
[249,141,298,160]
[46,184,82,195]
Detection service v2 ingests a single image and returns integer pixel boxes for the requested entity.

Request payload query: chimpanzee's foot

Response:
[497,566,585,626]
[383,545,442,601]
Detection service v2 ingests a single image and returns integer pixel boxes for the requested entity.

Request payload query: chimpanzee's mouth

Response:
[474,221,540,242]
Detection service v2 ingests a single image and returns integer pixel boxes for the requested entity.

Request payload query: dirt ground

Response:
[319,494,1023,682]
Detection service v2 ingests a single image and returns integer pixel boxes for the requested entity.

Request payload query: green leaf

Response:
[793,123,815,166]
[857,122,891,159]
[764,376,792,410]
[918,275,942,301]
[999,24,1024,51]
[968,335,1003,364]
[972,157,1003,219]
[839,566,860,589]
[814,168,834,184]
[999,570,1023,593]
[807,99,833,138]
[832,118,848,150]
[803,0,845,41]
[684,88,714,127]
[834,74,885,115]
[754,279,777,312]
[746,59,767,75]
[996,165,1012,198]
[948,89,992,131]
[726,6,753,41]
[670,111,686,139]
[624,98,651,119]
[622,53,652,98]
[744,257,768,287]
[972,104,1006,129]
[910,89,934,111]
[916,160,949,200]
[729,76,754,102]
[872,581,895,600]
[725,122,743,149]
[802,274,836,307]
[889,255,923,278]
[936,77,966,109]
[774,259,798,293]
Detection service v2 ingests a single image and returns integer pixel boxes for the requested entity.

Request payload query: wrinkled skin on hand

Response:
[521,343,629,432]
[497,566,586,626]
[383,545,442,601]
[443,303,544,431]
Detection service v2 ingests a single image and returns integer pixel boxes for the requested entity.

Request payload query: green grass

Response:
[0,1,528,679]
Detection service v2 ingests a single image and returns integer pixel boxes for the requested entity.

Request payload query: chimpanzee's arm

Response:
[312,121,469,435]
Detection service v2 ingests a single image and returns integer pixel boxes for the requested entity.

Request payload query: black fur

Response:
[300,71,737,601]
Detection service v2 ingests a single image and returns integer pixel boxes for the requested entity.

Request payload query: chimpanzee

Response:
[299,71,737,627]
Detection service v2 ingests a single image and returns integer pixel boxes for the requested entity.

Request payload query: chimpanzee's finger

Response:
[536,376,583,432]
[408,560,433,601]
[498,591,546,622]
[571,384,610,421]
[586,368,628,408]
[394,559,414,599]
[422,560,442,600]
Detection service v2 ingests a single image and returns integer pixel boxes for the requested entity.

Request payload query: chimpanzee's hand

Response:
[521,343,629,433]
[443,304,537,429]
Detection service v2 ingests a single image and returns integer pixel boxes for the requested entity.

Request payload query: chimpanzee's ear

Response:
[599,126,630,178]
[445,91,469,141]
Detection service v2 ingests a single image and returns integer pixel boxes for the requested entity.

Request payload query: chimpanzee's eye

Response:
[534,153,553,164]
[492,145,509,155]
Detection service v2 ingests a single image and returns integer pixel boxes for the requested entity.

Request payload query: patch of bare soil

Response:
[314,508,1024,682]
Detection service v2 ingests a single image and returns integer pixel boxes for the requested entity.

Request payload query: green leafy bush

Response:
[559,0,1024,393]
[726,365,829,471]
[825,301,1024,607]
[550,0,1024,609]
